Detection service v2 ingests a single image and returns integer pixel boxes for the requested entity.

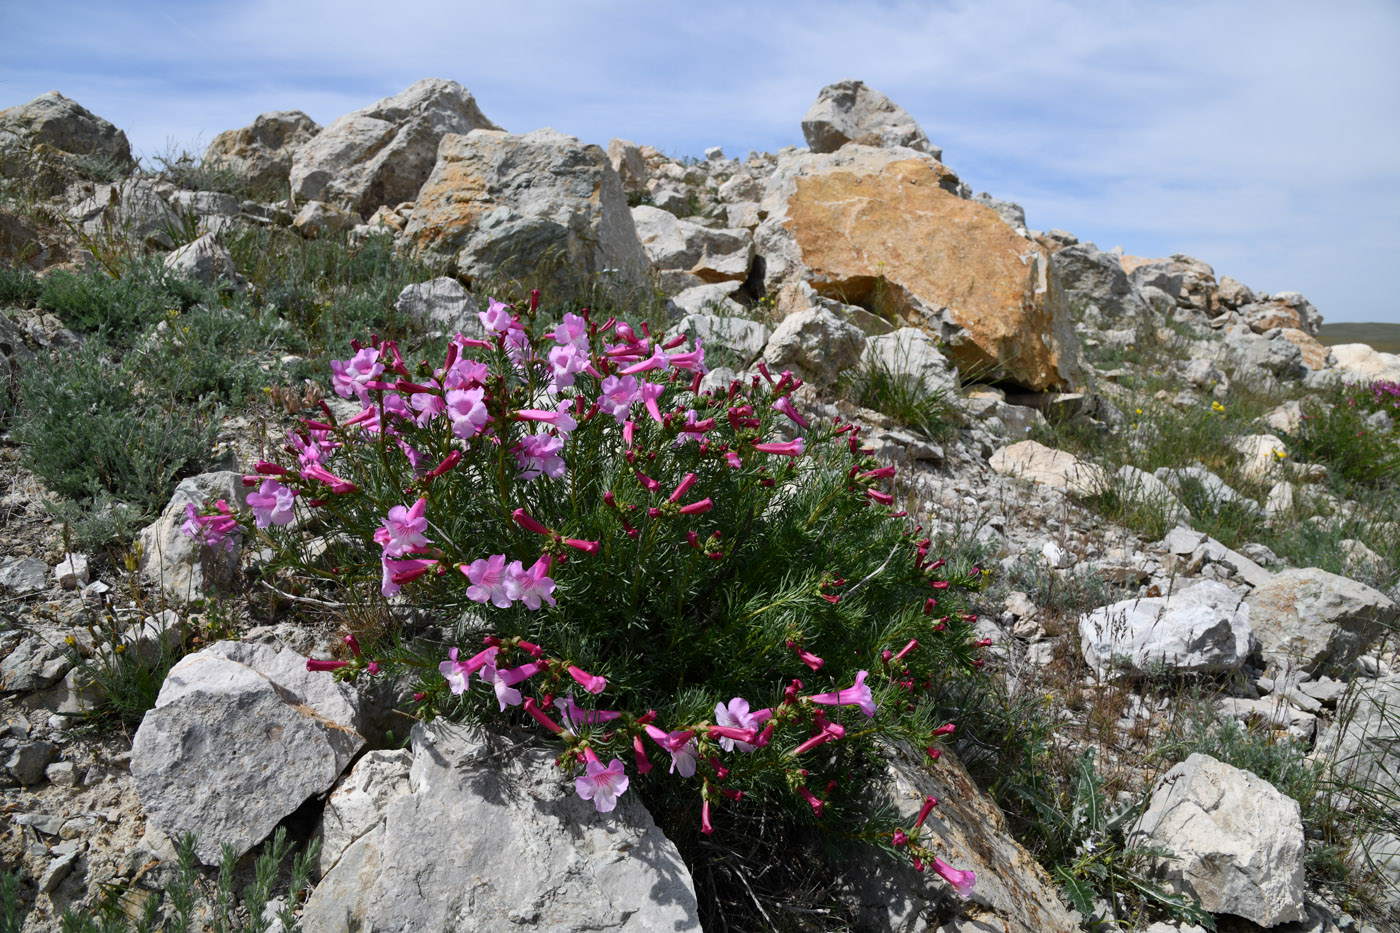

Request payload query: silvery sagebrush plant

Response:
[183,288,993,899]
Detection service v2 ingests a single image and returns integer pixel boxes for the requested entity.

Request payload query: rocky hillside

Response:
[0,79,1397,932]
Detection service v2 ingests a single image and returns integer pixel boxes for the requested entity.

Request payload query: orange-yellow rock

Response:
[1277,328,1330,370]
[754,147,1083,390]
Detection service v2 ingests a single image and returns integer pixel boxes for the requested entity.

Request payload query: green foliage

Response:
[37,257,212,338]
[1291,384,1400,490]
[151,147,259,201]
[845,349,960,442]
[236,297,994,926]
[67,607,186,727]
[1003,556,1126,624]
[54,829,318,933]
[13,334,220,521]
[0,867,23,933]
[0,263,42,306]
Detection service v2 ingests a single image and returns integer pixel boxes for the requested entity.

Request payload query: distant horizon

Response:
[2,0,1397,324]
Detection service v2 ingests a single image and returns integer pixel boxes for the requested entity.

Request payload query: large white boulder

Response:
[1129,754,1306,926]
[301,722,700,932]
[760,305,865,387]
[1247,568,1398,675]
[290,78,501,216]
[131,641,365,865]
[800,79,940,158]
[1079,580,1253,677]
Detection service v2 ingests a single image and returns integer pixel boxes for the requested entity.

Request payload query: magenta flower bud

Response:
[895,639,918,661]
[564,538,600,555]
[425,450,462,480]
[635,471,661,493]
[786,640,825,671]
[513,508,552,536]
[931,722,956,738]
[529,289,541,312]
[792,731,839,756]
[913,795,938,828]
[254,460,292,476]
[567,665,607,694]
[701,798,715,835]
[306,659,350,672]
[892,829,908,847]
[678,498,713,515]
[866,489,895,506]
[366,661,381,675]
[412,691,426,702]
[752,438,805,457]
[524,697,564,734]
[633,735,653,774]
[623,420,636,449]
[669,473,698,503]
[343,635,362,657]
[798,786,824,817]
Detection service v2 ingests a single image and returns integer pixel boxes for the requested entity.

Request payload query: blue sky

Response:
[3,0,1398,324]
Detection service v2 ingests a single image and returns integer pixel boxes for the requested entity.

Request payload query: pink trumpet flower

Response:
[574,749,630,813]
[914,795,938,828]
[700,798,715,835]
[633,735,653,774]
[300,463,358,494]
[374,498,431,557]
[806,670,877,717]
[306,658,350,672]
[523,697,563,734]
[771,395,810,429]
[566,665,607,694]
[644,725,699,777]
[931,857,977,899]
[752,437,805,457]
[798,786,825,817]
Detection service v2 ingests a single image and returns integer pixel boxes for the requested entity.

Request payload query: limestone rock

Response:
[605,138,647,192]
[162,232,243,291]
[861,327,958,397]
[1053,242,1150,321]
[292,200,360,238]
[301,723,700,933]
[136,471,251,598]
[630,205,752,282]
[972,192,1026,230]
[665,281,745,320]
[393,277,481,337]
[53,553,89,589]
[317,748,412,876]
[291,78,500,216]
[6,740,56,785]
[0,91,134,169]
[1121,254,1220,316]
[406,128,649,289]
[1218,275,1255,309]
[800,80,940,158]
[760,305,864,387]
[1113,465,1188,522]
[1315,674,1400,802]
[1225,325,1308,382]
[1129,754,1306,926]
[1233,434,1288,483]
[169,190,240,236]
[70,178,180,249]
[988,441,1106,495]
[675,312,770,365]
[1079,580,1252,677]
[0,557,48,594]
[754,145,1083,390]
[131,640,365,865]
[1247,568,1398,675]
[1328,343,1400,384]
[204,110,320,195]
[1155,465,1261,517]
[837,742,1078,933]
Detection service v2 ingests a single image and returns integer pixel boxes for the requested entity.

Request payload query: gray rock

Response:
[665,281,745,320]
[169,189,241,236]
[630,205,752,282]
[38,850,80,894]
[1155,465,1261,517]
[1139,284,1177,317]
[6,740,56,785]
[837,743,1079,933]
[317,748,412,876]
[761,305,865,387]
[1269,291,1323,335]
[393,277,480,337]
[1129,753,1306,926]
[1079,580,1252,677]
[675,311,770,365]
[0,556,48,593]
[1114,466,1188,523]
[1225,324,1308,381]
[1218,696,1317,742]
[301,722,700,933]
[70,178,180,249]
[1052,243,1149,321]
[1315,675,1400,801]
[0,91,134,169]
[406,128,649,290]
[131,640,365,865]
[292,200,360,238]
[162,232,244,291]
[137,471,251,598]
[801,79,941,158]
[972,192,1026,229]
[605,138,647,192]
[1247,569,1398,675]
[290,78,501,216]
[1182,358,1228,397]
[861,327,958,397]
[204,110,321,195]
[988,441,1106,494]
[53,553,89,589]
[0,635,70,692]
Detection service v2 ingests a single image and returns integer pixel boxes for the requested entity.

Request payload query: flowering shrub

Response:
[188,289,993,903]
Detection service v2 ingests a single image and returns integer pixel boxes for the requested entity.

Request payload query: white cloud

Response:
[2,0,1397,321]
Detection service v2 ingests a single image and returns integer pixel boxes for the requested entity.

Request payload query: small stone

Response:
[14,812,65,835]
[39,851,80,893]
[6,740,56,785]
[0,557,48,593]
[53,553,89,589]
[45,761,76,786]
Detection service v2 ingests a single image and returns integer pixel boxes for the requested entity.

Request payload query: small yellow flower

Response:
[64,636,77,646]
[1135,408,1143,415]
[1212,401,1226,413]
[114,644,126,655]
